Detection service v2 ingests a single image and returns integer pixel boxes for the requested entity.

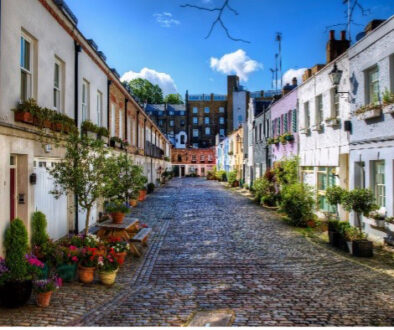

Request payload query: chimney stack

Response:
[292,77,297,87]
[326,30,350,63]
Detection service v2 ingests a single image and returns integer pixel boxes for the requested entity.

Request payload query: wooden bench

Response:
[96,218,140,241]
[129,228,152,257]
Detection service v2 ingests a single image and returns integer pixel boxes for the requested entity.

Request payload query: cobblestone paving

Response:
[1,178,393,326]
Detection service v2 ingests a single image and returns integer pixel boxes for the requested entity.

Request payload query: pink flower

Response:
[69,245,77,251]
[71,256,78,262]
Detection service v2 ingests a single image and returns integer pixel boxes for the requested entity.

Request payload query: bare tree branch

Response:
[181,0,249,43]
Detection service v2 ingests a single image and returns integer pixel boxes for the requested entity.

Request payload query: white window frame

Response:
[330,88,339,118]
[20,34,33,102]
[371,160,385,208]
[82,79,90,122]
[119,109,124,139]
[365,65,380,105]
[111,104,116,136]
[315,94,323,125]
[53,58,64,112]
[97,91,103,127]
[304,101,310,128]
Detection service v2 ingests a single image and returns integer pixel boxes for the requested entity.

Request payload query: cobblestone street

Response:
[1,178,394,326]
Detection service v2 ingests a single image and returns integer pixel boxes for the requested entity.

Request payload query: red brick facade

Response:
[171,148,216,165]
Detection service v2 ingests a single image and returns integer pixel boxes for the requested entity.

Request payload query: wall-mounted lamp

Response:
[328,63,349,96]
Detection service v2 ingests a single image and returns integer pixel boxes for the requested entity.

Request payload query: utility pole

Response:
[275,32,283,88]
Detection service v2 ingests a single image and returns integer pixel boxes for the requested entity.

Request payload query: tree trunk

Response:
[356,212,362,232]
[84,207,91,236]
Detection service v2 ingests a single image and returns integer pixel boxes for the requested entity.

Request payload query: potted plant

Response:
[279,134,288,144]
[344,227,367,256]
[110,136,122,148]
[266,137,275,145]
[0,219,40,308]
[55,245,79,282]
[97,127,109,144]
[368,209,386,228]
[107,238,130,266]
[283,132,294,142]
[12,98,40,124]
[382,88,394,114]
[78,247,98,284]
[33,275,62,307]
[81,120,99,139]
[355,94,382,120]
[97,252,119,286]
[105,201,131,224]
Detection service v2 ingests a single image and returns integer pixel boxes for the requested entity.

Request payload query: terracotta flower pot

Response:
[36,291,53,307]
[52,122,63,132]
[111,212,125,224]
[14,111,33,124]
[78,265,95,284]
[98,268,118,286]
[129,199,138,207]
[114,251,127,266]
[138,190,147,201]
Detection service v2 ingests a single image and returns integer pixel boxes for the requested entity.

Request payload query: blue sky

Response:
[67,0,394,96]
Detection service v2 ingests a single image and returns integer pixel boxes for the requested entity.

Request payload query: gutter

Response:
[74,40,81,234]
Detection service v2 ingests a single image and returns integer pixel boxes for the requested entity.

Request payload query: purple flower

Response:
[0,258,9,275]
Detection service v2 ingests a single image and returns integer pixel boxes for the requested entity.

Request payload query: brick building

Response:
[144,104,187,148]
[171,148,216,177]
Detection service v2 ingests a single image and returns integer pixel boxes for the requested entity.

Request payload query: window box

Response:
[325,117,340,127]
[383,103,394,115]
[299,127,310,135]
[52,122,63,132]
[311,123,323,132]
[363,217,385,229]
[14,111,34,124]
[355,106,381,120]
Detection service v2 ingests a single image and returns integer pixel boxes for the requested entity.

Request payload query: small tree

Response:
[31,211,49,247]
[164,93,184,104]
[227,170,237,187]
[4,219,29,280]
[273,157,299,188]
[49,133,110,235]
[341,188,378,231]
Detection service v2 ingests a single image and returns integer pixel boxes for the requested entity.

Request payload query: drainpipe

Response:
[73,41,81,234]
[124,98,128,141]
[150,127,153,183]
[143,118,147,156]
[107,80,112,132]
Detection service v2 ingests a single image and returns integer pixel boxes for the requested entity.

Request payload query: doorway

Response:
[10,155,17,221]
[181,166,185,177]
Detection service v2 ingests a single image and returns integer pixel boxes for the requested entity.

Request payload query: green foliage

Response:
[31,211,49,247]
[273,157,299,187]
[49,133,110,235]
[382,88,394,105]
[341,188,378,216]
[4,219,29,280]
[227,170,237,186]
[97,126,109,137]
[126,78,163,104]
[105,201,131,214]
[207,166,217,180]
[147,183,155,194]
[280,183,315,227]
[252,177,274,203]
[261,194,280,207]
[81,120,99,133]
[164,93,184,104]
[326,185,346,206]
[344,226,366,241]
[215,170,227,181]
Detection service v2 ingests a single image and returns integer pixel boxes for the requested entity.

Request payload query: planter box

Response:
[356,108,381,120]
[87,131,97,140]
[325,118,340,127]
[14,111,34,124]
[52,122,63,132]
[385,222,394,232]
[100,136,109,145]
[328,231,348,251]
[383,103,394,114]
[311,123,323,132]
[349,240,373,257]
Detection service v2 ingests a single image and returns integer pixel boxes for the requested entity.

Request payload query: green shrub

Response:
[342,188,378,216]
[147,183,155,194]
[261,194,280,207]
[216,170,227,182]
[326,185,346,206]
[228,170,237,186]
[273,157,299,187]
[252,177,275,203]
[31,211,49,247]
[4,218,29,280]
[280,183,315,227]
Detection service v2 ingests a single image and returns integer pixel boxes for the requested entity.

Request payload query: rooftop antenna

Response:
[269,68,275,89]
[274,53,279,92]
[275,32,282,88]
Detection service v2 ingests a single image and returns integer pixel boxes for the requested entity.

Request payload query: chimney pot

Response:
[292,77,297,86]
[329,30,335,40]
[341,30,346,40]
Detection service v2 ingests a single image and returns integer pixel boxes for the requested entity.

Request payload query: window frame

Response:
[82,79,90,122]
[304,101,310,128]
[315,94,323,125]
[365,65,380,105]
[205,127,211,135]
[97,90,103,127]
[20,34,33,102]
[371,160,386,208]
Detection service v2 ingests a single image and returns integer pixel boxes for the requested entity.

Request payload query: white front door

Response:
[33,159,68,240]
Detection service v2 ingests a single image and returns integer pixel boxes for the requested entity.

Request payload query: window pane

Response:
[54,63,59,88]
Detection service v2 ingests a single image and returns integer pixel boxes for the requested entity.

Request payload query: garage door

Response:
[33,159,68,240]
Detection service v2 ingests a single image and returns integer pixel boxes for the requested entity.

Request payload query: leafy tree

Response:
[48,133,111,235]
[164,93,184,104]
[126,78,163,104]
[273,157,299,188]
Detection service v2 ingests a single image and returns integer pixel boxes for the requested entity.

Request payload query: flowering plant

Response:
[79,247,98,267]
[97,250,119,273]
[33,275,62,293]
[0,258,10,285]
[83,234,101,248]
[60,245,79,264]
[109,240,130,253]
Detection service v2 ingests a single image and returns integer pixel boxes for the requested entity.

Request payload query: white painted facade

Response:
[348,16,394,242]
[233,90,247,130]
[298,52,351,218]
[175,131,187,149]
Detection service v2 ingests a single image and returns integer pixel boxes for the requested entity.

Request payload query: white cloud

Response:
[121,68,177,95]
[282,68,307,87]
[154,12,180,28]
[210,49,262,82]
